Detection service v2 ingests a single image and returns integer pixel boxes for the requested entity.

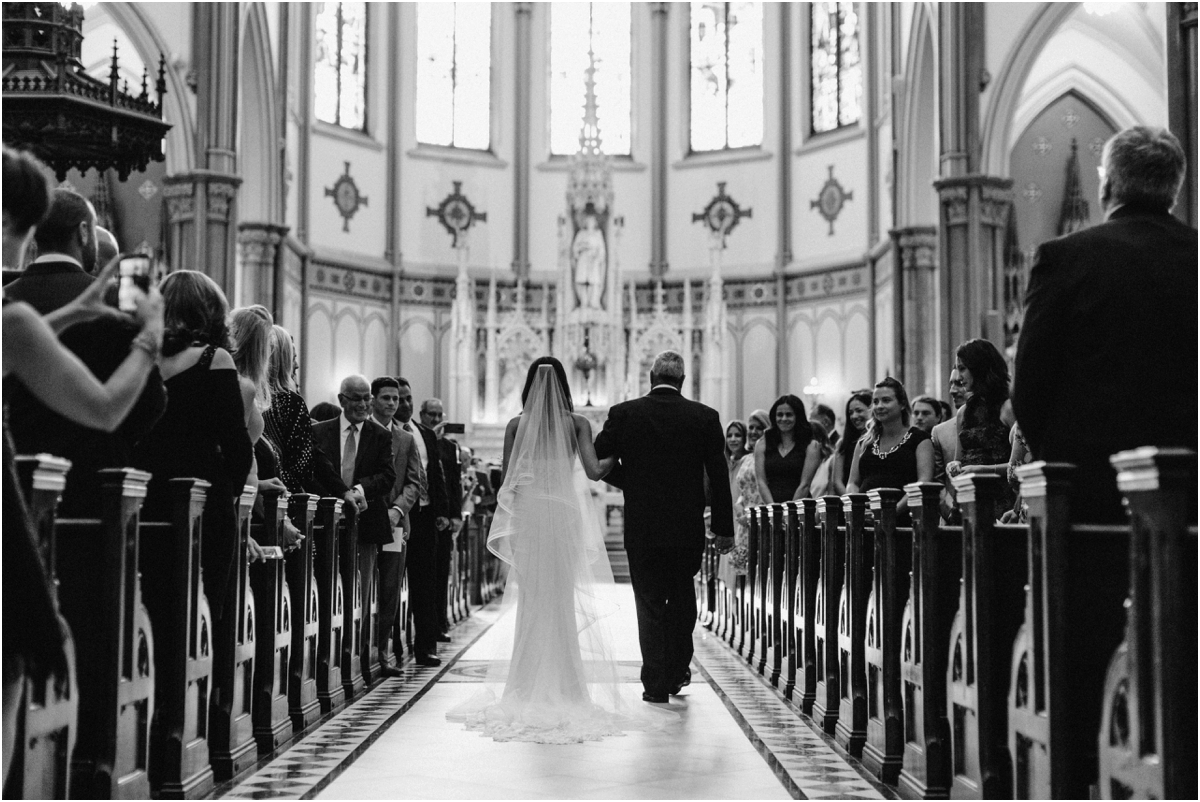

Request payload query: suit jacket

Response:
[437,437,463,520]
[1012,203,1197,517]
[3,258,94,314]
[382,419,423,537]
[930,413,960,522]
[311,417,396,545]
[594,387,734,551]
[409,421,450,521]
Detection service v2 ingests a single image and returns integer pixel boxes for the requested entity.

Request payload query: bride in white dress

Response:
[448,357,675,743]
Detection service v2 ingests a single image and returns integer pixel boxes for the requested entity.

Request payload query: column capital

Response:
[889,226,938,271]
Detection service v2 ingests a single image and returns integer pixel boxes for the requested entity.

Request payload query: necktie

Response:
[405,422,431,506]
[342,423,358,489]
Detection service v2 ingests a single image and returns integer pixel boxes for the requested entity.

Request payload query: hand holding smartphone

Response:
[117,254,153,313]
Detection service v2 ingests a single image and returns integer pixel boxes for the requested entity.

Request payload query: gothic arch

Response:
[239,2,283,224]
[896,4,939,227]
[98,3,197,173]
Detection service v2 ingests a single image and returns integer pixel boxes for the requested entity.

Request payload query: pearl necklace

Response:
[871,428,913,459]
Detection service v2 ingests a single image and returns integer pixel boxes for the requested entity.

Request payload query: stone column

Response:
[1167,2,1197,227]
[888,226,937,394]
[237,222,288,315]
[933,176,1012,372]
[774,1,792,397]
[511,3,533,279]
[165,3,241,296]
[649,2,670,278]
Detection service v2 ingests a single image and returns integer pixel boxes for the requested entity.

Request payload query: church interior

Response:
[2,2,1196,800]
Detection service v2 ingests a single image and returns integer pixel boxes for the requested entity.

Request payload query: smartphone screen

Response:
[443,423,466,435]
[118,255,152,313]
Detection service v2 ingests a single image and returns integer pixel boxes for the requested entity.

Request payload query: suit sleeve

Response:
[1012,242,1066,458]
[441,440,463,518]
[704,410,735,539]
[593,405,625,488]
[357,426,395,501]
[307,422,349,497]
[424,429,451,518]
[387,435,423,515]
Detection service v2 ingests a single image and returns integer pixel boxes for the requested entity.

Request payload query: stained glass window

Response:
[550,3,632,156]
[416,3,492,150]
[810,2,862,134]
[689,2,764,152]
[314,2,368,130]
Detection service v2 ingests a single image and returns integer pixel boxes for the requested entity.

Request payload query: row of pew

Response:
[698,448,1197,800]
[7,459,506,800]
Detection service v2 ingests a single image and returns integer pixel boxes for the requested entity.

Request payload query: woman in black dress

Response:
[945,338,1016,512]
[848,377,934,518]
[829,389,872,495]
[134,271,253,621]
[754,394,823,503]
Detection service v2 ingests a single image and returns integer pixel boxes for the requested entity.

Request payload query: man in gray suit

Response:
[930,369,965,523]
[370,376,423,676]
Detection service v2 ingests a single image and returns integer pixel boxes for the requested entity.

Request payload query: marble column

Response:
[165,3,241,297]
[888,226,937,395]
[649,2,670,278]
[511,3,533,279]
[237,222,289,316]
[1167,2,1197,227]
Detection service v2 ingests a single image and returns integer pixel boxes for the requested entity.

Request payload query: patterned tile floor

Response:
[212,590,898,800]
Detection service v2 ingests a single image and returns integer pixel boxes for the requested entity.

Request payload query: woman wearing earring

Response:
[848,377,934,520]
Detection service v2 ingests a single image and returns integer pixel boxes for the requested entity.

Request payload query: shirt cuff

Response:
[354,483,364,497]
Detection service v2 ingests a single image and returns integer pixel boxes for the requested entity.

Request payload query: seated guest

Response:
[945,339,1016,513]
[134,271,254,622]
[6,225,167,516]
[310,401,341,423]
[263,324,317,494]
[910,394,942,434]
[3,188,98,313]
[848,377,934,520]
[754,394,823,503]
[810,403,839,448]
[829,390,872,495]
[2,147,163,784]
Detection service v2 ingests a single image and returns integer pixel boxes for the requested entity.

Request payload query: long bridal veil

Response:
[447,365,675,743]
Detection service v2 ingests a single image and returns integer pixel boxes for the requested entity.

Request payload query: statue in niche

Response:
[571,211,607,311]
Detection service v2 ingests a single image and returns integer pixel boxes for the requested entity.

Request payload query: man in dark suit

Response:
[311,375,396,673]
[393,378,451,666]
[4,188,98,313]
[1013,126,1197,524]
[419,397,464,639]
[594,350,734,703]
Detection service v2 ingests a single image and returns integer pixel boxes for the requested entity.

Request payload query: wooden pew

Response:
[339,510,365,699]
[139,478,215,799]
[55,467,154,799]
[742,507,760,663]
[10,455,79,800]
[1007,462,1129,799]
[285,494,321,730]
[947,473,1026,799]
[862,488,908,784]
[1098,448,1197,800]
[313,497,347,713]
[897,482,960,799]
[780,501,800,700]
[811,495,844,734]
[835,493,871,757]
[791,498,820,714]
[453,526,471,623]
[764,504,786,687]
[363,549,382,685]
[208,484,258,781]
[249,487,293,754]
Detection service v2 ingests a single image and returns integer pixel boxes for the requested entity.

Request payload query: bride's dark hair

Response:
[521,356,574,412]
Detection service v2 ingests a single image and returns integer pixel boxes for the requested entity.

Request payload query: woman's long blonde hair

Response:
[230,305,273,410]
[267,324,297,395]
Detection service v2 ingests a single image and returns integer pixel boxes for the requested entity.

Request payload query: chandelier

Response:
[2,2,171,180]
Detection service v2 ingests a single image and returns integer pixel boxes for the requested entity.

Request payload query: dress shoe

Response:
[415,653,442,668]
[437,633,453,643]
[642,692,669,704]
[670,668,692,695]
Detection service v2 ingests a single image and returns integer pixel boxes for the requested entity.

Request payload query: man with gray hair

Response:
[594,350,734,703]
[1014,125,1196,525]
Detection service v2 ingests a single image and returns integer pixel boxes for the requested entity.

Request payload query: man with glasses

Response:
[312,375,396,673]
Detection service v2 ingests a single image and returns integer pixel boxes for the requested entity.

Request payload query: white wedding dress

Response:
[447,366,675,743]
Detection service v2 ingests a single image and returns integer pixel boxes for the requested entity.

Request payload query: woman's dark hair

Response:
[763,394,811,451]
[938,399,954,421]
[160,270,232,357]
[520,356,574,411]
[872,376,913,431]
[725,420,748,463]
[956,338,1010,416]
[837,389,873,483]
[309,401,341,422]
[2,146,53,235]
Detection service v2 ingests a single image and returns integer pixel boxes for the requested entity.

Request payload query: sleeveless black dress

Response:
[763,433,812,502]
[857,426,931,492]
[134,345,253,620]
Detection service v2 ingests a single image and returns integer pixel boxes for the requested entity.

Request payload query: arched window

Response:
[315,2,368,130]
[416,2,492,150]
[810,2,862,134]
[689,2,764,152]
[550,2,632,156]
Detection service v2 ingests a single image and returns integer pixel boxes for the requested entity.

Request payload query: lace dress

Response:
[959,399,1016,512]
[730,454,761,575]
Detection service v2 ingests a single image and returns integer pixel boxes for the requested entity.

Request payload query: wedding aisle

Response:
[214,586,894,800]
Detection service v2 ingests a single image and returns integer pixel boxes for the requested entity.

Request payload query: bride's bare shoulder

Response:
[570,412,592,434]
[505,415,521,435]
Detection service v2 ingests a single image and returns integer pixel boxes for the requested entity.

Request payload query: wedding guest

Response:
[724,420,748,479]
[263,325,317,493]
[310,401,341,423]
[910,395,942,434]
[419,397,461,641]
[938,399,954,421]
[945,339,1016,513]
[829,390,872,495]
[754,394,822,503]
[931,370,965,523]
[847,377,933,520]
[730,409,769,580]
[3,188,97,312]
[810,403,839,448]
[134,270,253,622]
[806,421,836,498]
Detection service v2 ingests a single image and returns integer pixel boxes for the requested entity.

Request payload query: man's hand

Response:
[247,537,267,563]
[281,519,304,551]
[259,476,289,496]
[388,507,404,527]
[712,535,735,555]
[343,490,367,513]
[435,516,450,532]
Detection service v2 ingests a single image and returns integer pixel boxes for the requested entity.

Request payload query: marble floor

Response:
[212,586,897,800]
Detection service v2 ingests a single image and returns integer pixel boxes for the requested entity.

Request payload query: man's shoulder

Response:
[311,417,337,436]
